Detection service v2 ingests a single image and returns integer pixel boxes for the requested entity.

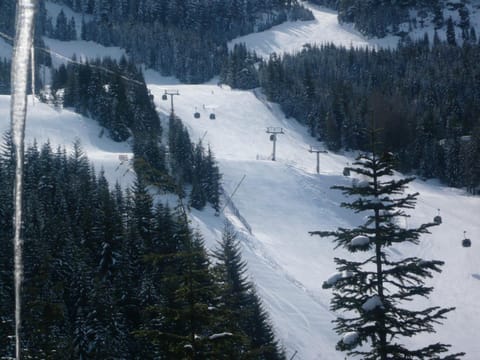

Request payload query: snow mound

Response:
[350,235,370,248]
[342,331,359,345]
[362,295,383,312]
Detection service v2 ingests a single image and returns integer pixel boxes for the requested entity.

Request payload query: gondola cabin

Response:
[433,209,442,224]
[209,113,216,120]
[162,94,167,100]
[462,231,471,247]
[343,167,350,176]
[194,112,200,119]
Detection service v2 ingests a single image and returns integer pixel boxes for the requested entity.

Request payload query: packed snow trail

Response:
[10,0,36,358]
[148,80,480,359]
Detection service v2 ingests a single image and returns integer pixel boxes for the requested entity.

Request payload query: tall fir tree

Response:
[311,141,464,359]
[213,224,285,360]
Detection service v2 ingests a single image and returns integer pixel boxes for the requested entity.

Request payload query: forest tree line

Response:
[219,37,480,192]
[39,0,312,83]
[308,0,471,39]
[48,56,222,211]
[0,136,285,359]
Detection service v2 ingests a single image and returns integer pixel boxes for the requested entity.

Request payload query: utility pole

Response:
[163,89,179,118]
[266,127,284,161]
[308,145,328,173]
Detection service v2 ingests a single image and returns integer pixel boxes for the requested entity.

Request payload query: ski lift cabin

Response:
[433,209,442,224]
[343,167,350,176]
[162,93,168,101]
[194,107,200,119]
[462,231,471,248]
[209,113,216,120]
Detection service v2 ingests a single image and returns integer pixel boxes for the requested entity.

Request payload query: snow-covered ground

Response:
[0,37,11,60]
[0,96,134,188]
[148,80,480,359]
[230,1,480,58]
[42,38,126,68]
[1,1,479,358]
[229,3,396,57]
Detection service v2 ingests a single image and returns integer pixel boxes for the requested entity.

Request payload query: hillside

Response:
[1,1,479,359]
[147,79,480,359]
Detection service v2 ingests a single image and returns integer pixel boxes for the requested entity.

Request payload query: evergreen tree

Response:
[205,146,222,213]
[213,224,285,359]
[446,17,457,46]
[311,146,464,359]
[55,10,68,40]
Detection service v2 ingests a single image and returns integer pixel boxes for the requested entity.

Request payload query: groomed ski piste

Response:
[1,1,479,358]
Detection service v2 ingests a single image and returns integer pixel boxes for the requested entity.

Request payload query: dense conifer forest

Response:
[216,37,480,192]
[38,0,313,82]
[252,38,480,191]
[308,0,471,38]
[0,135,284,359]
[46,56,222,211]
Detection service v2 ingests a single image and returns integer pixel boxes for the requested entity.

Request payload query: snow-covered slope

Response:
[229,3,396,57]
[0,96,134,188]
[1,2,479,358]
[230,1,480,58]
[147,80,480,359]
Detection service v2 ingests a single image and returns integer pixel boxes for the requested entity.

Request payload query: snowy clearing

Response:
[0,96,134,188]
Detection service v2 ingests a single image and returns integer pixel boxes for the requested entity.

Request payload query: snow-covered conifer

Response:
[312,149,464,359]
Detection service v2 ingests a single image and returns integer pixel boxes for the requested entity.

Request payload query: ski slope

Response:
[1,1,479,358]
[229,3,397,57]
[148,80,480,359]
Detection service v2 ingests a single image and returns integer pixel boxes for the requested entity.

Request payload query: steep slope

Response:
[148,80,480,359]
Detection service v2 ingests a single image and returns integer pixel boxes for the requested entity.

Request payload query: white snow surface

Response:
[0,37,12,59]
[1,2,479,359]
[0,96,134,188]
[229,3,395,58]
[43,38,126,68]
[148,79,480,359]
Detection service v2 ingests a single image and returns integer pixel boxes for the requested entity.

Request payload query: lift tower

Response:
[162,89,180,118]
[308,145,328,173]
[266,127,284,161]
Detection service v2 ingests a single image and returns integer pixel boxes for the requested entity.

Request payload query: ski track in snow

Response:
[2,2,479,358]
[149,81,480,359]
